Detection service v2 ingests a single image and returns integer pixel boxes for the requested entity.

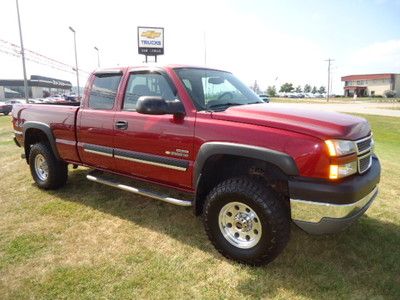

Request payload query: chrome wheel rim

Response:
[34,154,49,181]
[218,201,262,249]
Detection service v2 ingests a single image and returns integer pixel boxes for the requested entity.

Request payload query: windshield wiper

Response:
[207,102,244,110]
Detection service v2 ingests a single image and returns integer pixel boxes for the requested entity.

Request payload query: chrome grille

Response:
[355,135,373,174]
[356,136,372,154]
[358,154,372,173]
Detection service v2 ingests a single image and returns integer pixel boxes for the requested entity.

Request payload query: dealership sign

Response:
[137,27,164,56]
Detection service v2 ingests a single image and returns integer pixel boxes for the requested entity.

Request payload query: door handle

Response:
[115,120,128,130]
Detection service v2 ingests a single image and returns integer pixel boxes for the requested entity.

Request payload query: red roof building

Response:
[341,73,400,97]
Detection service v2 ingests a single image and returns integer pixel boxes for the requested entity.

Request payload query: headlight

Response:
[325,139,357,157]
[325,139,358,179]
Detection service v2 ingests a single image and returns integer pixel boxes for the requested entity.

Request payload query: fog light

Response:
[329,161,357,179]
[329,165,339,179]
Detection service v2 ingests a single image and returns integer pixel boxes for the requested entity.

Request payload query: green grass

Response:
[380,107,400,110]
[0,114,399,299]
[270,97,400,103]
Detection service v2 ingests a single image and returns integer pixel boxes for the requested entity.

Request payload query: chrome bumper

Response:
[290,186,378,234]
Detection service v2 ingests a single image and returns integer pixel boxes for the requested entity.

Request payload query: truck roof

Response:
[91,64,229,75]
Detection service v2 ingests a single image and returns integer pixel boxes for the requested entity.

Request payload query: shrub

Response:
[384,90,396,98]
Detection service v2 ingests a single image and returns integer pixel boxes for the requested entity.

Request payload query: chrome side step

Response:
[86,171,192,207]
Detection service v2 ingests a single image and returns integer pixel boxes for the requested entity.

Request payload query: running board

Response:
[86,171,192,207]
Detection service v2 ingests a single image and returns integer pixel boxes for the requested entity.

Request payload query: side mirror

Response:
[136,96,185,116]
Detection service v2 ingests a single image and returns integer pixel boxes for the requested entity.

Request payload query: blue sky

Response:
[247,0,400,65]
[0,0,399,93]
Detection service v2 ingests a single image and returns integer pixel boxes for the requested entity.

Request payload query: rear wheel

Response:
[29,143,68,189]
[203,176,290,265]
[3,111,9,116]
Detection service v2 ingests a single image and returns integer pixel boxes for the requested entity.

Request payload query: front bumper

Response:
[13,136,21,147]
[289,156,381,234]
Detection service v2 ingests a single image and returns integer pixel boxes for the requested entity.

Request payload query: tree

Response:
[279,83,294,93]
[311,86,317,94]
[295,85,302,93]
[318,86,326,94]
[266,85,277,97]
[303,84,311,93]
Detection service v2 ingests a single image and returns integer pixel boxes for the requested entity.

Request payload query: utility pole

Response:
[16,0,29,102]
[325,58,335,102]
[69,26,80,98]
[94,46,100,68]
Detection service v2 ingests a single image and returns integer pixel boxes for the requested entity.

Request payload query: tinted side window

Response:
[89,74,122,109]
[123,73,176,111]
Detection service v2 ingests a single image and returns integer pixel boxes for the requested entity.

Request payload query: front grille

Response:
[356,137,372,153]
[355,135,373,174]
[358,154,372,173]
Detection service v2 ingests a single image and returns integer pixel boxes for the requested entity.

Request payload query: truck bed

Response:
[12,103,81,163]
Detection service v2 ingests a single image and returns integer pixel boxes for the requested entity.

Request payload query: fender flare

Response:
[22,121,61,160]
[193,142,299,188]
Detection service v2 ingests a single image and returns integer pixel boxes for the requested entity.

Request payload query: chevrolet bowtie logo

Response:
[141,30,161,39]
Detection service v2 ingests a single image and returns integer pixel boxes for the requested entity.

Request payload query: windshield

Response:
[174,68,262,111]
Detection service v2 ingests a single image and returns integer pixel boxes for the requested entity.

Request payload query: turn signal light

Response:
[329,165,339,179]
[325,140,337,157]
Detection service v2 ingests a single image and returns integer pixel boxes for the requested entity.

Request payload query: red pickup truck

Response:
[12,65,380,265]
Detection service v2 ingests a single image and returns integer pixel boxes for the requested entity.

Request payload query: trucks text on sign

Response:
[137,27,164,55]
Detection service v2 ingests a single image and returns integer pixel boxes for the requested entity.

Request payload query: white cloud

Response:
[349,39,400,69]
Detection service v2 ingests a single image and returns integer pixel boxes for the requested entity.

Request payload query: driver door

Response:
[113,71,195,189]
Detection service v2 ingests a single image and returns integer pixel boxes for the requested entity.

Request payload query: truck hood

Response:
[211,103,370,140]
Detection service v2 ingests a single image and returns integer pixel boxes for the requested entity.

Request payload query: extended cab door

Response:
[77,71,122,170]
[113,70,195,189]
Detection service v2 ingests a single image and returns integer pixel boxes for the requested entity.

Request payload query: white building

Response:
[341,73,400,97]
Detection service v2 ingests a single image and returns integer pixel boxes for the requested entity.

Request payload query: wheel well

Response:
[194,155,289,215]
[24,128,50,163]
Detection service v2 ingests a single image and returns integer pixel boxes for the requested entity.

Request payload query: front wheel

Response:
[29,143,68,189]
[203,177,290,265]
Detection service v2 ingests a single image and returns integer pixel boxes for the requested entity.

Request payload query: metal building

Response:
[0,75,72,100]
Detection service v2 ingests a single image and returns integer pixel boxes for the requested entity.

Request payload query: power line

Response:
[0,38,90,75]
[0,45,73,74]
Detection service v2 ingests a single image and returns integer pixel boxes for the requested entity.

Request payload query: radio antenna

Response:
[204,31,207,66]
